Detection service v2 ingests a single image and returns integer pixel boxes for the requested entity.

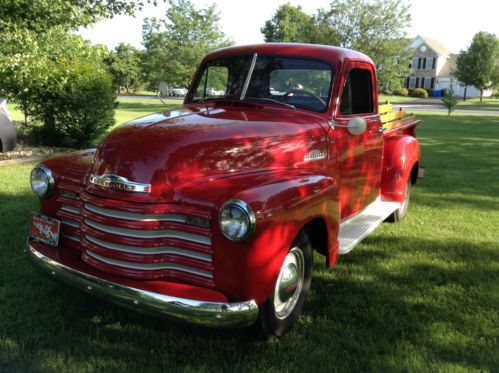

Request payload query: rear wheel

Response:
[387,180,412,222]
[258,230,312,339]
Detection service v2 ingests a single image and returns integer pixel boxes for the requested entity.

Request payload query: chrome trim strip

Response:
[62,219,80,228]
[86,249,212,278]
[85,203,187,223]
[62,234,80,242]
[85,235,211,262]
[85,219,211,245]
[61,205,80,215]
[27,241,258,327]
[240,53,258,100]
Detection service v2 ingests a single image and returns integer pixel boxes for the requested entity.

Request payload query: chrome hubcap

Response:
[273,247,305,319]
[400,183,410,215]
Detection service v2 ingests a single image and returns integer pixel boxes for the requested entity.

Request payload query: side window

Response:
[339,68,373,115]
[193,66,229,100]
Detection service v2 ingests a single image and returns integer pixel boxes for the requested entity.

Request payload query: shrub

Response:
[410,88,429,98]
[492,90,499,98]
[441,88,459,116]
[393,87,408,96]
[31,62,115,148]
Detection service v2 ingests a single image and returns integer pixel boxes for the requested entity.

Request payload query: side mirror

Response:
[347,117,367,135]
[157,81,169,105]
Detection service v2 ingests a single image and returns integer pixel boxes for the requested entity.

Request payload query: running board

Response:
[338,198,401,255]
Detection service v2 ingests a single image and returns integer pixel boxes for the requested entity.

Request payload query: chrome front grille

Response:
[79,193,214,287]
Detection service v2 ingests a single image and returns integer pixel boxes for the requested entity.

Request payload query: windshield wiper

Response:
[245,97,296,109]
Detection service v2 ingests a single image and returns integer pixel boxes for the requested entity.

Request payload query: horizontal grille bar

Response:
[61,205,80,215]
[85,203,188,223]
[85,235,211,262]
[85,219,211,245]
[62,234,80,242]
[62,219,80,228]
[86,249,212,278]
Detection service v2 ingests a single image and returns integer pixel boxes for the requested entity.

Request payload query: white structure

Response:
[406,36,493,98]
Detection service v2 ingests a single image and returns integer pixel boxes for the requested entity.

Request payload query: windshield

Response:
[187,55,334,112]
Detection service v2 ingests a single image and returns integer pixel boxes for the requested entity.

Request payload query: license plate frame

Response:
[30,213,61,247]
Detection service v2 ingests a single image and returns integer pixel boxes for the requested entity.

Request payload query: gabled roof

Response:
[411,36,450,57]
[439,53,459,76]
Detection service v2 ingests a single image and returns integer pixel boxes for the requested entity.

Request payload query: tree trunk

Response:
[463,86,467,101]
[24,111,28,127]
[480,89,483,103]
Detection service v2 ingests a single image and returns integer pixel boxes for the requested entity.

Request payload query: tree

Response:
[455,32,499,102]
[142,0,232,90]
[441,86,459,116]
[0,0,158,32]
[105,43,142,93]
[261,3,316,43]
[261,0,412,93]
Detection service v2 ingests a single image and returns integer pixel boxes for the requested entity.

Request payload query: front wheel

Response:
[258,230,312,339]
[387,180,412,222]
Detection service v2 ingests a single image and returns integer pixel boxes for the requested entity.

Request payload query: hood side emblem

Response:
[89,174,151,193]
[304,150,327,162]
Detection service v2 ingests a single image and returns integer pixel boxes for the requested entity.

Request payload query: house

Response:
[405,36,492,98]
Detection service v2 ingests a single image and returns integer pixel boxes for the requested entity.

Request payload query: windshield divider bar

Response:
[240,53,258,101]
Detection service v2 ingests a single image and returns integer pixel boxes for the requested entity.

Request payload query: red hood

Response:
[86,104,328,202]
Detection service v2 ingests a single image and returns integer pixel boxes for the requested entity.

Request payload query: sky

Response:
[77,0,499,54]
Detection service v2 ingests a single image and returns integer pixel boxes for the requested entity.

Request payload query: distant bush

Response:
[410,88,429,98]
[393,88,408,96]
[492,90,499,98]
[31,62,115,148]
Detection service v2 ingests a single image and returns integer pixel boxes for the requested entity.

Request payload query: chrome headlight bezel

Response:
[218,199,256,241]
[30,164,55,198]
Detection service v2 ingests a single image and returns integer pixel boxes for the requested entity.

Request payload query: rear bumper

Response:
[27,242,259,327]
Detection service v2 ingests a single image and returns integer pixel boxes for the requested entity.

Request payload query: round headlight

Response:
[30,164,55,198]
[219,199,256,241]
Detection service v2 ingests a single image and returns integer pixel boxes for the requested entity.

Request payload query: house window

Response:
[423,77,432,89]
[340,68,374,115]
[408,77,417,89]
[422,58,427,69]
[412,58,418,69]
[426,57,434,70]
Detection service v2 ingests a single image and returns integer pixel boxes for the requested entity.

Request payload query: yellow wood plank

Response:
[380,110,407,124]
[378,103,393,114]
[383,115,416,131]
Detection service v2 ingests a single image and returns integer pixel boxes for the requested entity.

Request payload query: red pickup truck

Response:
[27,43,421,338]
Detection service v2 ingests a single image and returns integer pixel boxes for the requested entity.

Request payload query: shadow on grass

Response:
[1,187,497,371]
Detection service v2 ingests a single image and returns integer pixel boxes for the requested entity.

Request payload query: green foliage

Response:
[261,3,316,43]
[393,87,409,96]
[105,43,142,93]
[0,0,157,32]
[0,28,115,146]
[456,32,499,102]
[410,88,428,98]
[142,0,232,90]
[261,0,412,93]
[30,62,115,147]
[441,87,459,116]
[492,90,499,98]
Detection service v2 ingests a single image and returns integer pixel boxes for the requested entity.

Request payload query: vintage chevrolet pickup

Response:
[27,43,421,338]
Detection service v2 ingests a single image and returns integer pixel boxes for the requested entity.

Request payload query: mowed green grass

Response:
[457,97,499,111]
[378,95,420,103]
[1,111,498,372]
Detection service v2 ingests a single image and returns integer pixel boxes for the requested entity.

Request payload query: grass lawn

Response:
[457,97,499,111]
[379,95,420,103]
[1,110,498,371]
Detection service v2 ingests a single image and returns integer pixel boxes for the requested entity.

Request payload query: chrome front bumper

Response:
[27,243,259,327]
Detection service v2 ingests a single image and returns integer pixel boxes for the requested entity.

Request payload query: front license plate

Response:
[30,213,60,247]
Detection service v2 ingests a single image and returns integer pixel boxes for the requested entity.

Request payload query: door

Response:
[334,63,383,220]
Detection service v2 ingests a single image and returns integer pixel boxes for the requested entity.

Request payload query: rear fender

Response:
[381,135,420,203]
